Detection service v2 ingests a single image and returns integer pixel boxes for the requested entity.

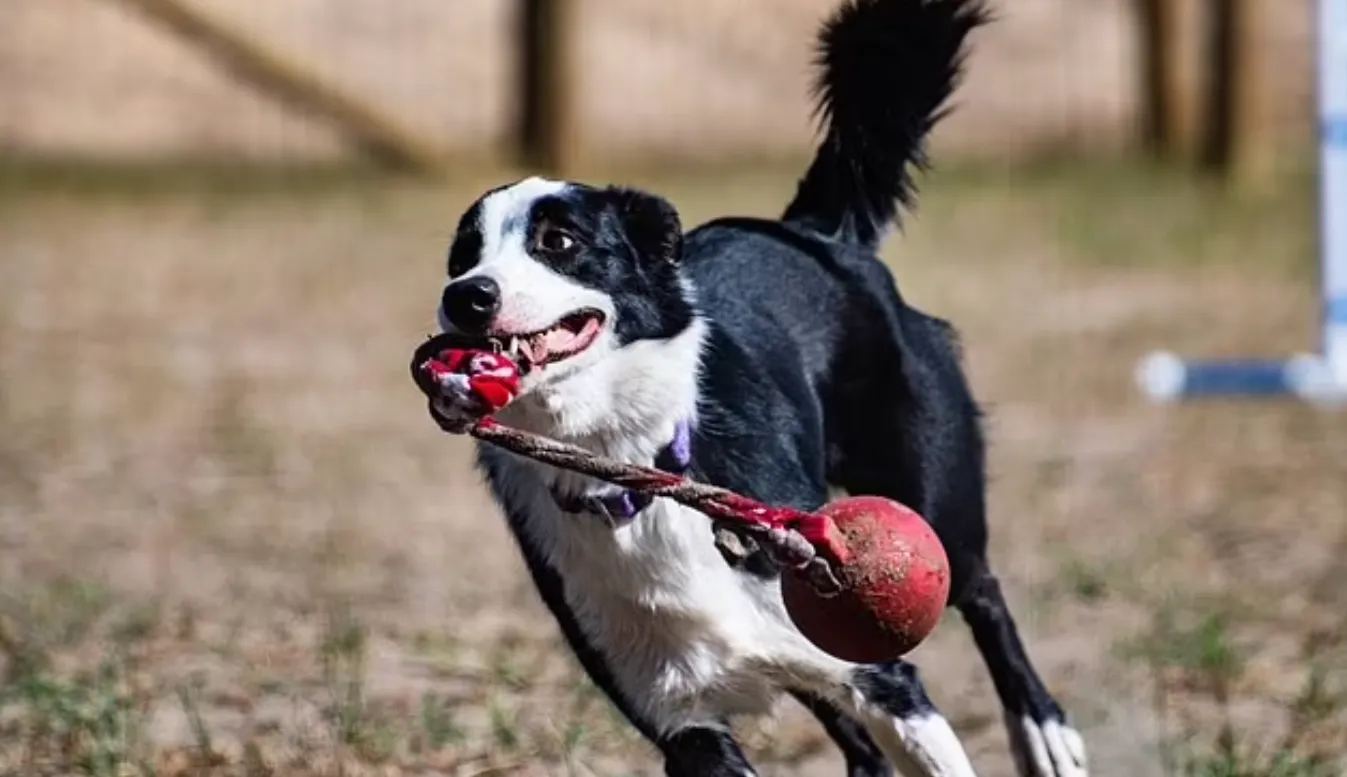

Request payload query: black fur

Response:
[446,200,486,278]
[792,690,895,777]
[661,726,759,777]
[784,0,989,249]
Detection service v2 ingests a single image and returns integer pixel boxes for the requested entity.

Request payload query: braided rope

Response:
[470,419,844,595]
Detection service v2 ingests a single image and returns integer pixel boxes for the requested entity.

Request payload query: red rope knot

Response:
[421,346,522,416]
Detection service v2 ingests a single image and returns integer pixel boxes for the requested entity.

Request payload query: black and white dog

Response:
[424,0,1087,774]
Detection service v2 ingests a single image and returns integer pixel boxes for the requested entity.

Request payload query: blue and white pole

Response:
[1325,0,1347,391]
[1137,0,1347,405]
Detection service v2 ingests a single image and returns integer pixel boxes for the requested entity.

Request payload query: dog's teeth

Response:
[531,332,550,362]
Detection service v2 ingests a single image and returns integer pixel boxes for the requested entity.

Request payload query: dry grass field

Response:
[0,157,1344,777]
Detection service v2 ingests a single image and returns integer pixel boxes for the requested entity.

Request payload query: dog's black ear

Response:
[614,188,682,266]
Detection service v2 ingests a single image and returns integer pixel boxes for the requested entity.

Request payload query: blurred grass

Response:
[0,155,403,201]
[2,150,1316,281]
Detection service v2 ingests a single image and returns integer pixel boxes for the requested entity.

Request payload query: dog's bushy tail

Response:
[782,0,987,250]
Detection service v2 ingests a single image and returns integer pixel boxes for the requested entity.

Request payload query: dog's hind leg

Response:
[823,321,1087,776]
[956,565,1087,777]
[835,467,1087,775]
[829,461,1088,777]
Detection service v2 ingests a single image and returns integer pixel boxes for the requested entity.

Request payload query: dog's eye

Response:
[538,228,576,253]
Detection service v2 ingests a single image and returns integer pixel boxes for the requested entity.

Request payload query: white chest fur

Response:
[484,448,818,732]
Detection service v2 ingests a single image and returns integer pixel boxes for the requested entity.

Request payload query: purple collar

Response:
[552,420,692,526]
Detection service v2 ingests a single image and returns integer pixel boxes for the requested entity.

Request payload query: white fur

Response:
[1008,714,1088,777]
[438,177,985,777]
[859,712,979,777]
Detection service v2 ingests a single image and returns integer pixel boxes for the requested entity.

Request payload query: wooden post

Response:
[517,0,579,175]
[1136,0,1186,157]
[1199,0,1266,183]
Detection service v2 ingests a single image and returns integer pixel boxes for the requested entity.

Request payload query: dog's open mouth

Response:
[489,309,605,371]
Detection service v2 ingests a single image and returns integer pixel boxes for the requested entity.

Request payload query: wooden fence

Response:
[1137,0,1280,185]
[0,0,1316,182]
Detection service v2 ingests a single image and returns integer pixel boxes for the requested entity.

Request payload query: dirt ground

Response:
[0,158,1344,777]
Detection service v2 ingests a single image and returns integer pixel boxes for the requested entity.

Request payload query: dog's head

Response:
[436,177,699,432]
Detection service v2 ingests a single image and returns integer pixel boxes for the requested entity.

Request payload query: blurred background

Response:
[0,1,1343,776]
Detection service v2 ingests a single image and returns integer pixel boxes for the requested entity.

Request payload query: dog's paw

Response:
[1006,713,1087,777]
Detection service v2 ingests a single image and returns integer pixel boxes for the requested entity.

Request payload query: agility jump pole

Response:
[1137,0,1347,405]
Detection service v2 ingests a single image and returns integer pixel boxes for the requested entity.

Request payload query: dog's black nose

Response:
[441,276,501,334]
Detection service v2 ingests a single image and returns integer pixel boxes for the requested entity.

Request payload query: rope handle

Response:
[411,334,846,596]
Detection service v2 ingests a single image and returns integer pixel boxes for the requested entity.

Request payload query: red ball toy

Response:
[781,496,951,664]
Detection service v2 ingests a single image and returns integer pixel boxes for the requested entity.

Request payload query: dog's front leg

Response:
[659,724,759,777]
[847,661,980,777]
[783,654,980,777]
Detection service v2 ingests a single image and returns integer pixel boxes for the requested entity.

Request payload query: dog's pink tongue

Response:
[530,318,600,363]
[536,328,573,360]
